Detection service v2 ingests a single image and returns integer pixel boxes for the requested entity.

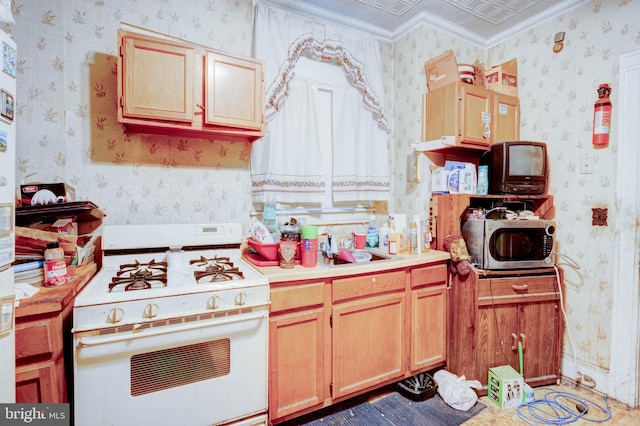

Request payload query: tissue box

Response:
[20,183,75,206]
[487,365,524,409]
[486,58,518,96]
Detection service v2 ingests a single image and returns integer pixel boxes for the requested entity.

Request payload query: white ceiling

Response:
[266,0,590,46]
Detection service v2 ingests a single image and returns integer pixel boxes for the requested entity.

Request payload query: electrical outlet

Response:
[580,155,594,174]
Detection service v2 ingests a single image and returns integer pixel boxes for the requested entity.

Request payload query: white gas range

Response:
[72,223,268,426]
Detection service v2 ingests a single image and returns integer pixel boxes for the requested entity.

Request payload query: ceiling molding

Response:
[256,0,591,48]
[482,0,591,48]
[258,0,395,41]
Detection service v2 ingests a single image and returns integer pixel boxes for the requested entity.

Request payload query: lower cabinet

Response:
[332,288,405,398]
[410,265,448,372]
[448,269,563,392]
[269,281,328,421]
[268,261,448,424]
[15,309,69,403]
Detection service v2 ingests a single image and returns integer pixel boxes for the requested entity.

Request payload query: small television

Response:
[481,141,548,195]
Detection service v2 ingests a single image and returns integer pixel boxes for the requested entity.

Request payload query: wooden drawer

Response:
[410,263,447,289]
[333,270,406,302]
[270,281,325,313]
[15,319,61,361]
[478,274,559,306]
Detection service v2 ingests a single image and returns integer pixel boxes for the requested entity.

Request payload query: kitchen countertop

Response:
[15,262,97,318]
[246,249,450,283]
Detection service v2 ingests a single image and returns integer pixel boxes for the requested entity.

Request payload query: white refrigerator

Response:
[0,28,16,403]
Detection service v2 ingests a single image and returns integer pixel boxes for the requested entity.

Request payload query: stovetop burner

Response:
[109,260,168,292]
[190,256,245,283]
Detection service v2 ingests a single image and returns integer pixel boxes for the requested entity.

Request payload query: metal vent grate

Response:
[130,339,231,396]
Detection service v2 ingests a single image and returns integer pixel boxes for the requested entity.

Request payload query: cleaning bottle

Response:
[378,220,389,251]
[388,218,397,255]
[365,215,379,248]
[409,221,418,254]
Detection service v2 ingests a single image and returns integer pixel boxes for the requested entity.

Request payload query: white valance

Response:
[251,0,390,204]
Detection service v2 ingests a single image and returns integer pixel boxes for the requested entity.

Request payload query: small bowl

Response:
[247,237,279,261]
[397,372,438,401]
[352,251,372,263]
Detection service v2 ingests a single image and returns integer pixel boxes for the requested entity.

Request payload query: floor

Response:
[281,379,640,425]
[464,379,640,425]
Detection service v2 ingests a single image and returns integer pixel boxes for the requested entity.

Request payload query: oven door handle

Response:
[77,310,267,347]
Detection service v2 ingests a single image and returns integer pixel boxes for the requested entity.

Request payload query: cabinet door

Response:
[411,284,447,372]
[205,50,264,130]
[519,301,561,386]
[120,32,195,122]
[269,309,325,419]
[493,92,520,143]
[332,293,405,398]
[476,303,520,386]
[15,361,61,403]
[458,84,493,148]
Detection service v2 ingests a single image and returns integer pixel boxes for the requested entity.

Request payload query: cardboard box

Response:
[486,58,518,96]
[424,50,459,92]
[20,183,75,206]
[488,365,524,409]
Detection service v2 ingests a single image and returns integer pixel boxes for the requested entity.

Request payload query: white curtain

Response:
[251,0,390,204]
[250,78,326,202]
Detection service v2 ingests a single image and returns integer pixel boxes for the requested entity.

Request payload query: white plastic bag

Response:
[434,369,482,411]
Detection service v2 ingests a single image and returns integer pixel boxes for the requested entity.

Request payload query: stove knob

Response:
[235,292,247,306]
[207,295,221,310]
[143,303,159,318]
[107,307,124,324]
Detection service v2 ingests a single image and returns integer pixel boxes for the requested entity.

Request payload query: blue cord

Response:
[516,390,612,425]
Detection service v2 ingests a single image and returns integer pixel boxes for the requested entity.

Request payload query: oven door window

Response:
[130,338,230,396]
[489,228,548,261]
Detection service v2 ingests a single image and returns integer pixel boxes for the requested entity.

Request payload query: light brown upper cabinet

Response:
[117,29,265,141]
[421,81,520,151]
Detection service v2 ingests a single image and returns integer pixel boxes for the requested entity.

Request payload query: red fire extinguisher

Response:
[592,83,612,146]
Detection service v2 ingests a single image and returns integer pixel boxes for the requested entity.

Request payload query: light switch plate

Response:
[580,155,594,174]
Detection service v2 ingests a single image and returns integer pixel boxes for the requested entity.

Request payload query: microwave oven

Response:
[461,219,555,270]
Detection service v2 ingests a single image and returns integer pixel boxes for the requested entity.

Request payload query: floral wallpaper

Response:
[10,0,256,226]
[6,0,640,395]
[391,0,640,388]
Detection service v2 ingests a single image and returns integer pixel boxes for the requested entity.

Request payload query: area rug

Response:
[371,392,486,426]
[297,392,485,426]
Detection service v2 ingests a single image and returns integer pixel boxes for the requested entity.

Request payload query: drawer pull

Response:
[511,283,529,291]
[511,333,518,350]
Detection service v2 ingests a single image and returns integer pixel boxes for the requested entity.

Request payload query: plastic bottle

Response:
[262,197,278,239]
[44,242,67,287]
[388,219,397,255]
[378,221,389,251]
[409,221,418,254]
[365,215,379,248]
